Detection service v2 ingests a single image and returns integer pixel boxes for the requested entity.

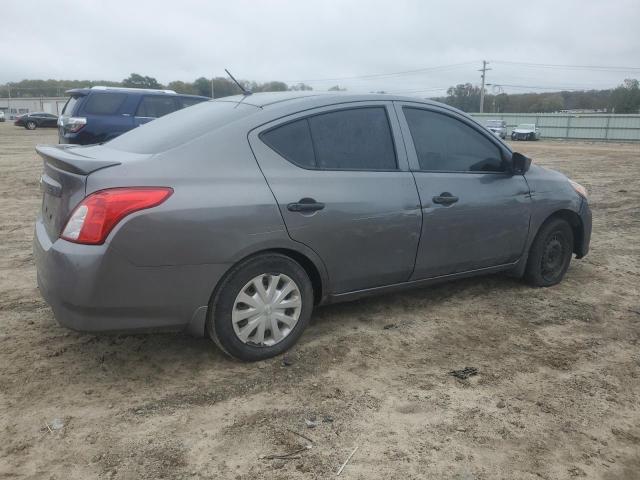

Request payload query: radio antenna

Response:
[225,69,252,96]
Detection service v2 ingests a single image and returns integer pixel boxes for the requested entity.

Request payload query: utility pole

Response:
[478,60,491,113]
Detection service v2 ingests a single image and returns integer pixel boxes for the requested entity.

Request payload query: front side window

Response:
[403,107,506,173]
[137,96,179,118]
[261,107,397,170]
[83,93,127,115]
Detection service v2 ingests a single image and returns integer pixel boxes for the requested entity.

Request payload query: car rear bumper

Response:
[33,218,226,335]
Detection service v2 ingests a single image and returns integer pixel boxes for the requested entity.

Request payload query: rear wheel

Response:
[25,121,37,130]
[524,218,573,287]
[207,253,314,361]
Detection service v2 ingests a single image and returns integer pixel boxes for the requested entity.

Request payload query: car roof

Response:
[215,91,459,113]
[65,87,208,99]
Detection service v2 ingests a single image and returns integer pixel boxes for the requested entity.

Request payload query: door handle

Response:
[287,198,325,213]
[432,192,459,205]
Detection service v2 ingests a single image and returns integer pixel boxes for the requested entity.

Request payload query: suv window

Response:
[181,96,207,108]
[403,107,506,172]
[136,96,179,118]
[62,96,81,115]
[83,93,127,115]
[261,107,397,170]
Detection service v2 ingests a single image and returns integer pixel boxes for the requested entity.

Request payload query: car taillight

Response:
[65,116,87,133]
[61,187,173,245]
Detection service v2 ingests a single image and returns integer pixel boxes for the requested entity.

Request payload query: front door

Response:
[395,103,532,279]
[249,102,422,294]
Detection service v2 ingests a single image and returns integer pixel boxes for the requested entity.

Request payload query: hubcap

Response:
[541,233,565,281]
[232,273,302,346]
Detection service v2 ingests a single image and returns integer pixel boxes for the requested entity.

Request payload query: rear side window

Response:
[261,107,397,170]
[83,93,127,115]
[136,96,179,118]
[62,96,81,115]
[261,119,315,168]
[403,107,506,173]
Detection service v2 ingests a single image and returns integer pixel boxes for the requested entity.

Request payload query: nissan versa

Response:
[34,92,591,361]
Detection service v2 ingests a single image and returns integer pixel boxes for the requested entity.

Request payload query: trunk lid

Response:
[36,144,121,241]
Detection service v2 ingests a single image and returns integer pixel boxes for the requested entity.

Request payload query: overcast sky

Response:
[2,0,639,95]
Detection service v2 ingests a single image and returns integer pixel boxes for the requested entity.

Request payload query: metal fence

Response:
[470,113,640,141]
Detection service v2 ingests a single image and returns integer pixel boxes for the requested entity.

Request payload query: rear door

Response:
[134,95,180,126]
[395,102,532,279]
[249,102,422,294]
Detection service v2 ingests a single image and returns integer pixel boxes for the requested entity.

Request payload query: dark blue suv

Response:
[58,86,208,145]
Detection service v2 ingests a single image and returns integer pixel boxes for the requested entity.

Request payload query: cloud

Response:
[1,0,639,94]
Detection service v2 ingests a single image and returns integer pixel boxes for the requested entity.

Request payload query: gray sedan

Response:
[34,92,591,361]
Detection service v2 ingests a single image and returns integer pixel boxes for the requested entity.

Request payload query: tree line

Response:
[1,73,638,114]
[434,79,640,114]
[0,73,314,99]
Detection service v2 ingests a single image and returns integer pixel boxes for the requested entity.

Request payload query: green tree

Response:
[254,81,288,92]
[443,83,482,112]
[166,80,196,95]
[611,78,640,113]
[290,83,313,91]
[122,73,162,89]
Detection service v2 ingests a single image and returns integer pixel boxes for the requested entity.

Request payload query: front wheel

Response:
[524,218,574,287]
[25,121,37,130]
[207,253,314,361]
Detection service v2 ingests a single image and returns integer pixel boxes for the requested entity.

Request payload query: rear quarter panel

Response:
[86,123,288,268]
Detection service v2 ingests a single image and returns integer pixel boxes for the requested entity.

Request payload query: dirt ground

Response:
[1,122,639,480]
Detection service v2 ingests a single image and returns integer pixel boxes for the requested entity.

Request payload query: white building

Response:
[0,97,67,120]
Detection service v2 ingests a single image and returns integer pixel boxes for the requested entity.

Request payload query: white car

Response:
[485,119,507,139]
[511,123,540,141]
[0,111,5,122]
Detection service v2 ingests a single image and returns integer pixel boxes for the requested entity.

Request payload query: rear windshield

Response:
[62,96,81,115]
[108,100,257,154]
[83,93,127,115]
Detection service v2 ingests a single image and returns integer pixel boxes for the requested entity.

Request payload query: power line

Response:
[489,83,616,91]
[491,60,640,72]
[284,61,477,83]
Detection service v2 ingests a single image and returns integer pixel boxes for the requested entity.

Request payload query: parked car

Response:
[485,119,507,139]
[58,86,209,145]
[34,92,591,361]
[14,112,59,130]
[0,111,5,122]
[511,123,540,141]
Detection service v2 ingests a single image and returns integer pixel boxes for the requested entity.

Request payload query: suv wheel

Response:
[207,253,314,361]
[525,218,574,287]
[25,121,37,130]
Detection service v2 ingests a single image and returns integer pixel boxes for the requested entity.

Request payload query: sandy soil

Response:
[0,122,639,480]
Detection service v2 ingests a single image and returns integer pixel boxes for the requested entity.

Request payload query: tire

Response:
[25,121,37,130]
[207,253,314,361]
[524,218,574,287]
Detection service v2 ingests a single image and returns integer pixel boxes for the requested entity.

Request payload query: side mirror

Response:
[511,152,531,174]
